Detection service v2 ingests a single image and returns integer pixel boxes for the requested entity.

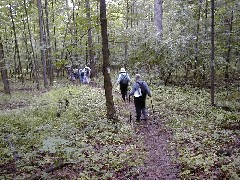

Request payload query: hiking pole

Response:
[150,97,155,114]
[149,78,155,115]
[129,95,132,123]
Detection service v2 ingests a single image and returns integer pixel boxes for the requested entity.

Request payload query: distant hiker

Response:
[73,67,79,81]
[67,66,75,82]
[66,66,72,79]
[129,74,151,122]
[83,66,91,84]
[78,68,84,83]
[117,68,131,101]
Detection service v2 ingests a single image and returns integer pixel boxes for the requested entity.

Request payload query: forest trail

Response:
[129,103,180,179]
[110,86,181,179]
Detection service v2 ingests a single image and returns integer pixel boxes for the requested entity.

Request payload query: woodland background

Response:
[0,0,239,179]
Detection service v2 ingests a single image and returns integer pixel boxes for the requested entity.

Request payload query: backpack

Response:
[120,73,129,85]
[137,81,148,95]
[79,69,84,76]
[85,68,90,76]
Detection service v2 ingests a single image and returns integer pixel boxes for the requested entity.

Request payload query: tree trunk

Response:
[45,0,54,85]
[202,0,209,86]
[125,0,129,65]
[71,0,78,62]
[9,4,24,84]
[21,14,31,78]
[85,0,96,77]
[193,0,203,84]
[154,0,163,37]
[24,0,40,90]
[225,10,233,87]
[52,0,57,52]
[0,37,10,94]
[210,0,215,106]
[61,0,71,60]
[37,0,48,88]
[100,0,116,119]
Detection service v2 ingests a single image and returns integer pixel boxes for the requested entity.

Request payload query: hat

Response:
[120,68,126,72]
[135,74,141,80]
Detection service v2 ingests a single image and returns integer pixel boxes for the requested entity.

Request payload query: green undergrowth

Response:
[152,85,240,179]
[0,84,144,179]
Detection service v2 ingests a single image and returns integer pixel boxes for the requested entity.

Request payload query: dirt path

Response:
[91,82,181,179]
[119,96,180,179]
[134,116,180,179]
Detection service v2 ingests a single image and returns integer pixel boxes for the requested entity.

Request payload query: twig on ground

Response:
[29,162,73,180]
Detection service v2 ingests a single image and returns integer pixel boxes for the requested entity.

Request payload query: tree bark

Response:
[45,0,54,85]
[52,0,57,52]
[37,0,48,88]
[71,0,78,62]
[9,4,24,84]
[225,11,233,87]
[85,0,96,77]
[154,0,163,36]
[210,0,215,106]
[193,0,203,83]
[23,0,40,89]
[0,37,10,94]
[100,0,116,119]
[125,0,129,65]
[202,0,209,86]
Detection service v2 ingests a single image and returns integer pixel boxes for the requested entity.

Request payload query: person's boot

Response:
[142,108,147,122]
[135,116,140,122]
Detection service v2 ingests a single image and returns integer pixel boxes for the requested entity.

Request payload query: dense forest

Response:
[0,0,239,179]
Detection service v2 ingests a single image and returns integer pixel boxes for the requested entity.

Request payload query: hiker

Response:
[83,66,91,84]
[73,67,79,83]
[117,67,131,101]
[67,66,75,82]
[78,68,84,83]
[129,74,151,122]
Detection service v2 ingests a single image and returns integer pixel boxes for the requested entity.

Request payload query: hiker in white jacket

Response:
[117,68,131,101]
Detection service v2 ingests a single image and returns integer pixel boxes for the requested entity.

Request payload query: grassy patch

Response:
[0,85,144,179]
[152,85,240,179]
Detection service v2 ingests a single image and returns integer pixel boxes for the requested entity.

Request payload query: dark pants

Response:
[134,94,147,121]
[120,83,128,101]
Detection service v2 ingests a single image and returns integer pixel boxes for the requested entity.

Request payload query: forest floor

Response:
[93,77,181,179]
[0,82,181,179]
[114,94,181,179]
[1,80,239,179]
[134,113,180,179]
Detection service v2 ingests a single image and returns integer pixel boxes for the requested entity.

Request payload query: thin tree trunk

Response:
[37,0,48,88]
[210,0,215,106]
[202,0,209,86]
[21,14,31,78]
[45,0,54,85]
[60,0,71,60]
[60,19,71,60]
[71,0,78,62]
[85,0,96,77]
[52,0,57,52]
[225,11,233,87]
[193,0,203,83]
[0,37,10,94]
[125,0,129,66]
[100,0,116,119]
[154,0,163,37]
[24,0,40,90]
[9,4,24,84]
[130,0,134,28]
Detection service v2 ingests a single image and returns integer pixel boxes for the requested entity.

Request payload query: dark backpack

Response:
[85,68,90,76]
[137,82,148,95]
[120,73,129,85]
[80,71,84,76]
